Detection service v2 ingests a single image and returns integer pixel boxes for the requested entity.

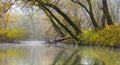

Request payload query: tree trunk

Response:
[45,11,65,37]
[101,14,106,29]
[87,0,99,29]
[102,0,113,25]
[71,0,99,29]
[45,4,82,34]
[41,5,79,41]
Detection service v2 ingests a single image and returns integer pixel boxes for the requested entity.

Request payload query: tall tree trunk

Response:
[71,0,99,29]
[87,0,99,28]
[101,14,106,29]
[102,0,113,25]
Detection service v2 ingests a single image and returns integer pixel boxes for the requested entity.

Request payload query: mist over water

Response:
[0,41,60,65]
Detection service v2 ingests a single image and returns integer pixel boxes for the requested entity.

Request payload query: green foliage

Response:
[80,24,120,46]
[0,28,29,42]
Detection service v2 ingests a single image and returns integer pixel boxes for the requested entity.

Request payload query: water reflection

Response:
[53,46,120,65]
[0,42,120,65]
[0,41,59,65]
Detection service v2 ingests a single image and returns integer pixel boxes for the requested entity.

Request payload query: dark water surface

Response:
[0,41,120,65]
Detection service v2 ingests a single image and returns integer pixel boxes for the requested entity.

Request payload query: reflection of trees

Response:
[0,48,26,65]
[53,46,120,65]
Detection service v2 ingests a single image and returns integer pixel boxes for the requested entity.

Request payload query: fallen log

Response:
[46,36,70,44]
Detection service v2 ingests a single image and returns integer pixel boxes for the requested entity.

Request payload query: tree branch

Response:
[0,0,17,17]
[71,0,90,13]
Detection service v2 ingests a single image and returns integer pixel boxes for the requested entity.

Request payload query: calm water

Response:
[0,41,120,65]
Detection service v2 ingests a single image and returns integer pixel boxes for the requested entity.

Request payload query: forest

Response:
[0,0,120,65]
[0,0,120,47]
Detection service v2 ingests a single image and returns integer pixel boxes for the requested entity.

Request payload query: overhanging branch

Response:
[71,0,90,13]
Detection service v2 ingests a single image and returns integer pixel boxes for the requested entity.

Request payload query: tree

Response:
[40,5,79,41]
[44,3,82,34]
[0,0,17,17]
[102,0,113,25]
[26,0,82,34]
[41,6,65,37]
[0,0,17,29]
[71,0,99,29]
[21,6,38,39]
[21,0,83,41]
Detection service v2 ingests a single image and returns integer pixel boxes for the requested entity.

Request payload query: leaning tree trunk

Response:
[102,0,113,25]
[42,8,65,37]
[44,3,82,34]
[41,5,79,41]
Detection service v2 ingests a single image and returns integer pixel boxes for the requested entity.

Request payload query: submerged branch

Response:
[46,36,70,44]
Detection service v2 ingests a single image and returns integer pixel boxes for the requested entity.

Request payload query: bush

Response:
[0,28,29,42]
[80,24,120,47]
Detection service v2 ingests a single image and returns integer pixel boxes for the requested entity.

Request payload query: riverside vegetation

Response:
[0,28,29,42]
[0,0,120,65]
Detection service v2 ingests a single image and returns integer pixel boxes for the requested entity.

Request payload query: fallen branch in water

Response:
[46,36,70,44]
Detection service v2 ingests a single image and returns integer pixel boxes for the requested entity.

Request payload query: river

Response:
[0,41,120,65]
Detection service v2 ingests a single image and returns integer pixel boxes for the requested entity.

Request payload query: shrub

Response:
[0,28,29,42]
[80,24,120,47]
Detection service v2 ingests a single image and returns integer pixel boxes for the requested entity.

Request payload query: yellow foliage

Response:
[34,2,39,6]
[0,28,29,42]
[81,24,120,46]
[5,13,17,23]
